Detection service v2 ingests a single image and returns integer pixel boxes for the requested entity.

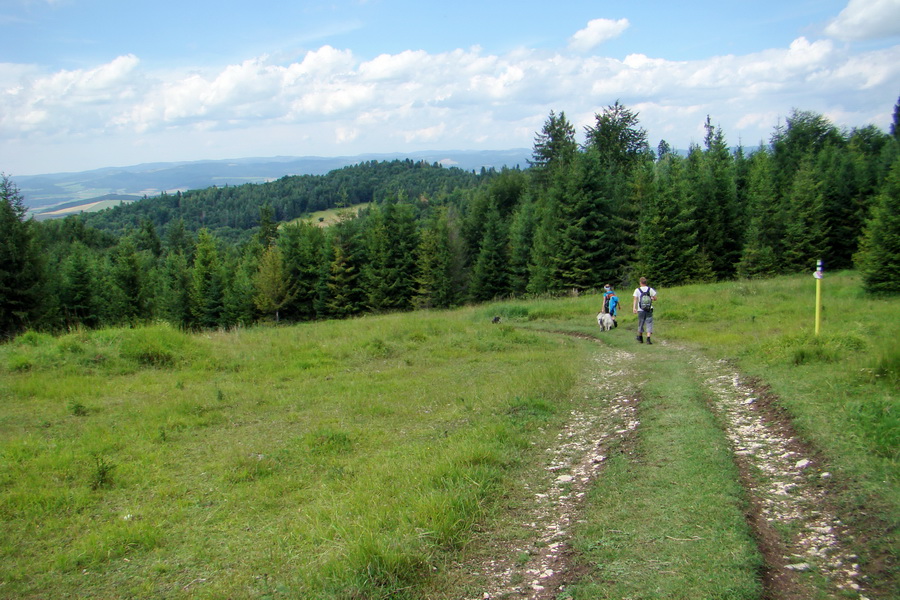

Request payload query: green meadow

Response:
[1,272,896,599]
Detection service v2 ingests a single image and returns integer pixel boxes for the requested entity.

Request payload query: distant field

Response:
[283,202,371,228]
[32,198,136,219]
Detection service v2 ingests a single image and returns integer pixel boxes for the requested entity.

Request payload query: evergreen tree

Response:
[507,195,537,295]
[256,204,278,249]
[165,218,193,257]
[527,182,564,294]
[782,157,828,272]
[582,101,650,283]
[279,221,325,320]
[190,229,225,328]
[556,150,615,290]
[529,110,578,190]
[253,246,295,322]
[413,208,458,309]
[639,154,711,286]
[109,238,148,325]
[136,218,163,258]
[59,241,98,329]
[322,215,366,318]
[363,200,419,312]
[771,109,844,197]
[737,148,780,278]
[694,116,741,279]
[161,250,193,329]
[0,175,44,338]
[856,155,900,294]
[657,139,672,160]
[223,251,257,327]
[817,144,864,269]
[584,100,650,170]
[469,202,509,302]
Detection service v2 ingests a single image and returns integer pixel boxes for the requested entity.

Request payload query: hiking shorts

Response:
[638,310,653,334]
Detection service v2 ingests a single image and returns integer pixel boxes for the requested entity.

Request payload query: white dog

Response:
[597,312,614,332]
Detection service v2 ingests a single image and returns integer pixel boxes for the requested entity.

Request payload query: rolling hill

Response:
[15,149,531,218]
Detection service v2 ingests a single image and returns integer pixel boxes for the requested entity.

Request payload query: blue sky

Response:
[2,0,899,175]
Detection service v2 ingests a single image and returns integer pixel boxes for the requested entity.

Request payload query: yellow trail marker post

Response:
[814,259,823,336]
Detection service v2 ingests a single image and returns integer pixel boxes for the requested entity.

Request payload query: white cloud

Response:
[569,18,630,52]
[825,0,900,41]
[2,29,900,174]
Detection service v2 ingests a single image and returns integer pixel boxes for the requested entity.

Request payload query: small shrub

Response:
[68,400,89,417]
[89,454,116,490]
[7,354,32,371]
[15,331,54,347]
[118,325,196,368]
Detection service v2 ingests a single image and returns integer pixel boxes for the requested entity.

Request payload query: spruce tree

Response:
[556,150,613,290]
[414,208,457,309]
[694,116,741,279]
[856,155,900,294]
[109,238,147,325]
[0,175,44,338]
[190,229,225,328]
[223,251,258,327]
[363,200,419,312]
[737,147,781,278]
[529,110,578,190]
[279,221,325,320]
[161,251,193,329]
[639,154,710,286]
[507,195,537,295]
[59,241,98,329]
[782,157,828,272]
[469,202,509,302]
[817,144,864,270]
[323,216,365,318]
[253,246,295,322]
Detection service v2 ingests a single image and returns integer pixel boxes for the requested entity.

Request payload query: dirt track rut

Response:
[462,337,872,599]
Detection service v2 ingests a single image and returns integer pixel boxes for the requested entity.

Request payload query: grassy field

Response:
[282,202,371,228]
[0,272,896,598]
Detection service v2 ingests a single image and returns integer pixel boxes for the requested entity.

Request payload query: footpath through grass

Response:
[568,343,762,599]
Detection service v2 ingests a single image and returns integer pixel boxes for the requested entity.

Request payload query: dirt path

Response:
[461,346,642,599]
[459,337,873,600]
[692,351,871,599]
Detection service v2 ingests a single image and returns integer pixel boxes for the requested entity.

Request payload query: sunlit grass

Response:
[0,309,586,598]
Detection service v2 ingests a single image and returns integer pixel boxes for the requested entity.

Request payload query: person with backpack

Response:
[632,277,657,344]
[602,284,619,328]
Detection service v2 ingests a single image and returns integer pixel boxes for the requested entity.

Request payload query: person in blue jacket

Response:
[602,284,619,328]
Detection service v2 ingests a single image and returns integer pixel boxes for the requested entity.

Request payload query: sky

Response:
[1,0,899,176]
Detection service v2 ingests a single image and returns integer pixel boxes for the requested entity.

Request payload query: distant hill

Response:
[15,149,532,214]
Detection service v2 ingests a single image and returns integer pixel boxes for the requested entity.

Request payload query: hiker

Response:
[632,277,657,344]
[602,284,619,328]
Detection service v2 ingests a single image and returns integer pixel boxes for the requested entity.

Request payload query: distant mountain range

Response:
[15,149,532,217]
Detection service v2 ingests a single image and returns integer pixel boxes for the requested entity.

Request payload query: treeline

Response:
[2,99,899,338]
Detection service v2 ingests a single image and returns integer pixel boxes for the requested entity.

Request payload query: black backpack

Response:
[638,287,653,312]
